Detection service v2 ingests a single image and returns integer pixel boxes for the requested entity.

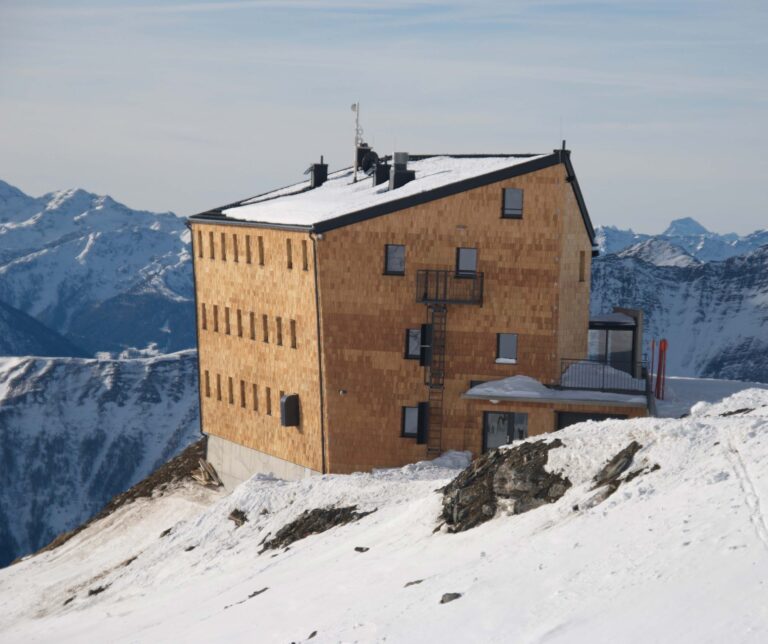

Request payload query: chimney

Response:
[308,156,328,188]
[389,152,415,190]
[372,162,390,186]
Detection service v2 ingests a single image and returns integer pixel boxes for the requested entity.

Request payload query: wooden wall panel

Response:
[191,223,323,472]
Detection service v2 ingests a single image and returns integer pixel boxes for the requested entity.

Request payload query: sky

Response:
[0,0,766,234]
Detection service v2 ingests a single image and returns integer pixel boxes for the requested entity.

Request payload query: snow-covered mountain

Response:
[0,299,87,357]
[595,217,768,261]
[0,180,194,355]
[0,351,200,567]
[592,245,768,382]
[1,383,767,642]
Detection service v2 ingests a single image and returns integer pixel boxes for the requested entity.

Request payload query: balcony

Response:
[416,269,484,305]
[559,358,648,394]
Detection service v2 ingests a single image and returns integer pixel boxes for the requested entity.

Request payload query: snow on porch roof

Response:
[198,153,579,231]
[463,375,648,407]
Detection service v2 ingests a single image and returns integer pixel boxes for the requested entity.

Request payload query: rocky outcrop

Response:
[261,506,376,552]
[441,439,570,533]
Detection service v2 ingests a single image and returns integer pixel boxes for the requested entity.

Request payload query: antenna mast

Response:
[351,101,363,183]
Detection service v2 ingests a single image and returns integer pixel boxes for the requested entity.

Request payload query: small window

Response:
[276,317,283,346]
[237,309,243,337]
[225,307,231,335]
[266,387,272,415]
[220,232,227,261]
[216,374,222,401]
[286,239,293,270]
[213,305,219,332]
[301,240,309,271]
[384,244,405,275]
[233,233,239,262]
[402,406,419,437]
[201,303,207,330]
[245,235,252,264]
[262,314,269,342]
[404,328,421,360]
[252,383,259,411]
[228,376,234,404]
[579,250,586,282]
[258,236,265,266]
[240,379,246,408]
[497,333,518,363]
[204,370,211,398]
[456,247,478,277]
[290,319,297,349]
[249,312,256,340]
[502,188,523,218]
[209,231,215,259]
[197,231,203,258]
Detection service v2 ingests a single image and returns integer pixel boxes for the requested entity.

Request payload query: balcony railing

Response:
[416,269,484,305]
[559,358,648,394]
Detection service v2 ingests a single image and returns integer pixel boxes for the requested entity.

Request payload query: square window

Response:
[384,244,405,275]
[502,188,523,218]
[497,333,518,362]
[402,406,419,437]
[404,328,421,359]
[456,247,477,277]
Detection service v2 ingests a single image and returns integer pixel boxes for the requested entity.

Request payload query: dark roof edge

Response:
[561,150,596,244]
[188,213,312,233]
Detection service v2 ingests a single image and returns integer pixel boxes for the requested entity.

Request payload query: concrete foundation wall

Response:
[206,433,320,489]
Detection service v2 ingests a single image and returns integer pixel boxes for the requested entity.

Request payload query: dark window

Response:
[213,305,219,332]
[262,314,269,342]
[402,406,419,437]
[197,231,203,258]
[237,309,243,337]
[579,250,586,282]
[502,188,524,218]
[220,232,227,261]
[556,411,627,431]
[240,379,246,408]
[384,244,405,275]
[258,236,265,266]
[266,387,272,415]
[216,374,222,401]
[204,370,211,398]
[456,247,477,277]
[404,328,421,359]
[302,240,309,271]
[245,235,252,264]
[228,377,234,404]
[201,303,207,330]
[209,231,215,259]
[484,412,528,451]
[287,239,293,270]
[290,319,297,349]
[225,307,231,335]
[276,317,283,346]
[233,234,239,262]
[249,312,256,340]
[252,383,259,411]
[497,333,518,361]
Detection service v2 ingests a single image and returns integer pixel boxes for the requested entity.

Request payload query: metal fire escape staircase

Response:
[416,269,483,458]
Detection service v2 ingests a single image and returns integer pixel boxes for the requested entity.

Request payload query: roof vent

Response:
[372,162,390,186]
[304,155,328,188]
[389,152,415,190]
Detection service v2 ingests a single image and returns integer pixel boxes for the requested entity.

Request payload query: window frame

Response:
[455,247,478,278]
[496,332,518,363]
[404,328,421,360]
[384,244,406,276]
[501,187,524,219]
[401,405,419,438]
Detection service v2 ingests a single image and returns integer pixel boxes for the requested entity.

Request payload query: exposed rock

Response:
[261,506,375,552]
[87,584,109,597]
[720,407,756,417]
[228,509,248,528]
[441,439,570,532]
[159,527,172,538]
[593,441,643,489]
[354,546,369,553]
[440,592,462,604]
[405,579,423,587]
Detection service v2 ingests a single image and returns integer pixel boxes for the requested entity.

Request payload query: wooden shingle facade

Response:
[189,150,648,485]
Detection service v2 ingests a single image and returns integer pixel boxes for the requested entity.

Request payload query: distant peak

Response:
[663,217,710,237]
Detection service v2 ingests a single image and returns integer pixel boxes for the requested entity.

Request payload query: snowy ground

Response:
[2,382,768,642]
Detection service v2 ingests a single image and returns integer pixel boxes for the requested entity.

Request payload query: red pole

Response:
[659,339,668,400]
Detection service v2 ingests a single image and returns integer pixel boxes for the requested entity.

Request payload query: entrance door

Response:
[483,412,529,451]
[556,411,627,431]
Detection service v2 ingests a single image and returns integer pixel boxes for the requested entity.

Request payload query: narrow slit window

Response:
[228,376,234,404]
[240,379,246,408]
[245,235,252,264]
[301,240,309,271]
[502,187,524,218]
[237,309,243,337]
[579,250,586,282]
[258,236,265,266]
[262,314,269,342]
[384,244,405,275]
[249,312,256,340]
[266,387,272,416]
[276,317,283,346]
[209,231,215,259]
[220,232,227,261]
[290,319,297,349]
[213,305,219,332]
[233,233,239,262]
[286,239,293,270]
[252,383,259,411]
[197,231,203,258]
[216,374,222,401]
[204,370,211,398]
[201,303,207,330]
[225,307,231,335]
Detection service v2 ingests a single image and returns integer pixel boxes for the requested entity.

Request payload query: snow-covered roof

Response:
[464,375,648,407]
[217,155,547,228]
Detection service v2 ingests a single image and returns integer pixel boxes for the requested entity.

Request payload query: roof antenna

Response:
[351,102,363,183]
